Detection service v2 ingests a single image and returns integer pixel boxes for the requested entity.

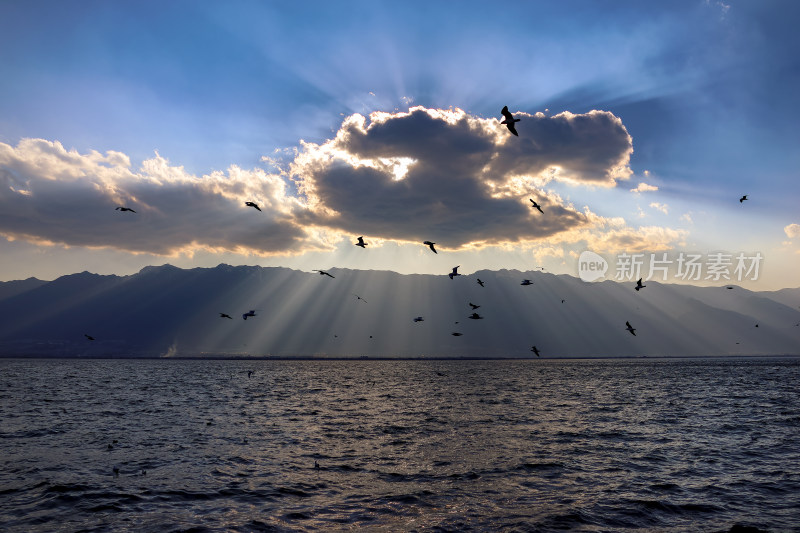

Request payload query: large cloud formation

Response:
[1,106,648,256]
[0,139,312,256]
[293,106,633,248]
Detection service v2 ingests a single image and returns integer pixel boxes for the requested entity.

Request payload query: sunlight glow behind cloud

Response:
[0,106,684,261]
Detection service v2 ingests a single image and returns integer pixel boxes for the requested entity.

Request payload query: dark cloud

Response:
[0,139,314,256]
[295,106,633,248]
[487,110,633,184]
[1,107,637,255]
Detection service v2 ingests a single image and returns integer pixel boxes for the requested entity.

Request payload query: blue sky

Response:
[1,0,798,289]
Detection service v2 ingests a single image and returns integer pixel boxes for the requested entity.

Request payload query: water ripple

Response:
[1,357,799,532]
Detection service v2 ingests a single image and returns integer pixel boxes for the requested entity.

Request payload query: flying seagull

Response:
[449,266,461,279]
[468,312,483,320]
[219,313,233,319]
[355,236,367,248]
[353,294,367,303]
[115,206,136,213]
[529,199,544,214]
[469,302,480,310]
[413,316,424,322]
[635,278,646,291]
[500,106,520,136]
[625,321,637,336]
[530,346,541,357]
[477,278,485,287]
[521,279,533,286]
[84,334,95,341]
[739,195,748,203]
[244,201,261,211]
[423,241,437,254]
[242,310,257,320]
[313,269,335,278]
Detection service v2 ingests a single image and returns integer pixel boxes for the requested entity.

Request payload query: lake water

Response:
[1,357,798,532]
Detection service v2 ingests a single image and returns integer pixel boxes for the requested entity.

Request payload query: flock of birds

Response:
[98,106,759,357]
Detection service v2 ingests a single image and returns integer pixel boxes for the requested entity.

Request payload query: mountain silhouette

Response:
[0,265,798,358]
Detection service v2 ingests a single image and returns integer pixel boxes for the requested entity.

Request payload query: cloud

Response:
[537,210,687,254]
[292,106,634,249]
[0,139,318,256]
[784,223,800,238]
[631,182,659,193]
[650,202,669,214]
[0,106,643,256]
[680,212,693,224]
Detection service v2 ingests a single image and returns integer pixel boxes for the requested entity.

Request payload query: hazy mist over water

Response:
[1,357,799,532]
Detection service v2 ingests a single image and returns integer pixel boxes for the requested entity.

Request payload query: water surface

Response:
[1,358,798,531]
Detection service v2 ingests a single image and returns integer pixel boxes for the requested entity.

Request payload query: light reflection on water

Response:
[1,357,799,532]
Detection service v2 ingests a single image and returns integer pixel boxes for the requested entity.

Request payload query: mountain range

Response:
[1,264,798,358]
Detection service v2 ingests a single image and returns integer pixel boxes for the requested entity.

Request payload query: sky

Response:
[1,0,798,290]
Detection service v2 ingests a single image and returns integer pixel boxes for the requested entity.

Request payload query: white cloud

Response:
[630,182,659,193]
[650,202,669,214]
[784,223,800,239]
[680,212,693,224]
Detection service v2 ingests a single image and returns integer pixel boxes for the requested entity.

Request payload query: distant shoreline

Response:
[1,354,797,361]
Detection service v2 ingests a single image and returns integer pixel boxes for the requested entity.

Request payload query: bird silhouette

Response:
[451,332,463,336]
[84,334,95,341]
[219,313,233,319]
[468,312,483,320]
[739,195,748,203]
[477,278,485,287]
[244,201,261,211]
[469,302,480,310]
[413,316,424,322]
[313,269,335,278]
[355,236,367,248]
[635,278,646,291]
[521,279,533,286]
[531,346,541,357]
[242,310,256,320]
[353,294,367,303]
[529,199,544,213]
[561,299,565,304]
[500,106,520,136]
[626,321,637,336]
[423,241,437,253]
[449,266,461,279]
[115,206,136,213]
